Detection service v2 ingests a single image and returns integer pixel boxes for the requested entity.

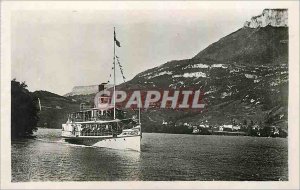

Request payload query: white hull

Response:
[63,135,141,151]
[93,136,141,151]
[62,121,142,152]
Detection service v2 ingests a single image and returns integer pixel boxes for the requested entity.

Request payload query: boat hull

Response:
[63,135,141,151]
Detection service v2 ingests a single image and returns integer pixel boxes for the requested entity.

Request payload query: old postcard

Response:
[1,1,299,189]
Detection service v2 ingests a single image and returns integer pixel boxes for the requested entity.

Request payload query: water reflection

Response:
[11,128,288,181]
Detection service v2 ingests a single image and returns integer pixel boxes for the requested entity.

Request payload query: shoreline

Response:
[35,127,287,138]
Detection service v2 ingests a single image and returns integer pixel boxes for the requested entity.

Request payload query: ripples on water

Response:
[11,128,288,181]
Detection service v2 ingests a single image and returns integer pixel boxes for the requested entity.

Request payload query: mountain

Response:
[64,85,99,96]
[194,9,288,64]
[116,9,288,132]
[193,26,288,65]
[64,84,114,97]
[65,9,288,133]
[33,91,84,128]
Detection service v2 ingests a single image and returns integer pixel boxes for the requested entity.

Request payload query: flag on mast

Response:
[114,30,121,47]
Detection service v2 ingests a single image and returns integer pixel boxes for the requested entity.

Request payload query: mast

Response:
[138,100,142,138]
[113,27,116,119]
[138,107,141,125]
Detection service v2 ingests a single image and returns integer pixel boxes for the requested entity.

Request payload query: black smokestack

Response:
[98,83,107,92]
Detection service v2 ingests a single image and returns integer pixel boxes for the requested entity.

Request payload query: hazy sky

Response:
[12,8,264,95]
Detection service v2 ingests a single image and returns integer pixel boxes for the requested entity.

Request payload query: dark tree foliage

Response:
[11,79,39,139]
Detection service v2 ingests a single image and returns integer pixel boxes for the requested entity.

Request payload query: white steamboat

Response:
[62,28,141,151]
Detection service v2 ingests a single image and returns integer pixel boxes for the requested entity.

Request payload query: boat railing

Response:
[80,129,122,137]
[80,131,113,136]
[71,115,114,122]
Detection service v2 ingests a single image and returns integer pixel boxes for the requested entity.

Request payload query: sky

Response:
[11,7,264,95]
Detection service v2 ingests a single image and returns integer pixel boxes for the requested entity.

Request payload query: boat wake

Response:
[36,138,94,148]
[36,138,62,143]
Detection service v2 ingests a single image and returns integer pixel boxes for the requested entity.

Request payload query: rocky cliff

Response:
[244,9,288,28]
[65,83,114,96]
[64,85,101,97]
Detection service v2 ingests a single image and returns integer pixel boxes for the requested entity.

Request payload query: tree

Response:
[11,79,39,138]
[250,120,254,126]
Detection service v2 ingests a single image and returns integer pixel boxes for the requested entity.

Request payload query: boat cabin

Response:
[68,108,126,122]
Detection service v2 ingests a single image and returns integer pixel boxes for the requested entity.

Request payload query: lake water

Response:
[11,128,288,181]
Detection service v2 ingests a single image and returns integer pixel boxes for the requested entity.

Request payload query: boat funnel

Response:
[98,83,107,92]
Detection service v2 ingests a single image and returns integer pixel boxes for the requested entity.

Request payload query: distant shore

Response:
[36,127,287,138]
